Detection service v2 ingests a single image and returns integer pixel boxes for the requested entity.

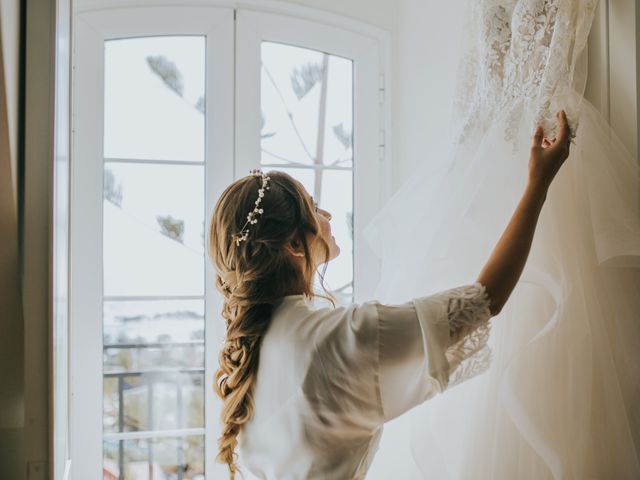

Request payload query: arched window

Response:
[71,4,389,478]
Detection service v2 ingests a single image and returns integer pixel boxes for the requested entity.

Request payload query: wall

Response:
[391,0,466,191]
[584,0,638,158]
[607,0,638,158]
[282,0,395,31]
[22,0,57,478]
[0,0,24,479]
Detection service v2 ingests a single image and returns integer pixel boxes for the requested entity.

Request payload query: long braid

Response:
[214,276,273,478]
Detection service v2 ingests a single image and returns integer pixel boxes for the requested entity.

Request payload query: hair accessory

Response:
[232,169,271,246]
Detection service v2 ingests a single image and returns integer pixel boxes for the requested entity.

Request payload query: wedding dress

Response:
[363,0,640,478]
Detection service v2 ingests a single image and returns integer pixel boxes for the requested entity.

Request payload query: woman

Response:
[208,110,571,479]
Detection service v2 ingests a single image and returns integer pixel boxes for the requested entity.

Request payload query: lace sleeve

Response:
[373,283,494,422]
[443,282,493,388]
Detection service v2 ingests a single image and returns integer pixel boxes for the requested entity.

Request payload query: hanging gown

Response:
[363,0,640,478]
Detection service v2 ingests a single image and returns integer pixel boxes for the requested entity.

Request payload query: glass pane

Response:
[102,35,207,480]
[103,299,205,348]
[104,36,205,162]
[103,300,205,434]
[318,169,353,301]
[103,435,204,479]
[261,42,353,168]
[103,376,120,434]
[103,163,204,297]
[274,167,353,304]
[103,371,203,433]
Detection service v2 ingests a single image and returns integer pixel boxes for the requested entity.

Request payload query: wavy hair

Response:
[208,170,334,478]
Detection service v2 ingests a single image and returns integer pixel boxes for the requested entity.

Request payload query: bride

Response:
[364,0,640,478]
[209,113,571,479]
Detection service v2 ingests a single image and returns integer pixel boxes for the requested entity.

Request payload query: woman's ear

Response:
[284,240,305,258]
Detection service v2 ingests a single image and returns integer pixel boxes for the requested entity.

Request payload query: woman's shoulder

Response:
[270,296,380,347]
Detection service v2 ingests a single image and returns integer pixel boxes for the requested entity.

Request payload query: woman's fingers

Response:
[534,110,570,149]
[532,126,544,148]
[557,110,569,143]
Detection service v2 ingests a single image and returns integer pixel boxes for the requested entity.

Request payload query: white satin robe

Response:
[238,282,493,479]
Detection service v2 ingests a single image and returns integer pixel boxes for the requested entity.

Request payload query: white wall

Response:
[607,0,638,158]
[391,0,466,191]
[283,0,395,31]
[584,0,639,158]
[75,0,397,31]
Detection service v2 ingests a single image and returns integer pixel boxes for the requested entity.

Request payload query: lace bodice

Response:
[452,0,598,148]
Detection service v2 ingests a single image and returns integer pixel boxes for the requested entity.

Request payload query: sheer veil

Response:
[364,0,640,478]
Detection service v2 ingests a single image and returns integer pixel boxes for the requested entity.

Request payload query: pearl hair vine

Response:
[232,169,271,246]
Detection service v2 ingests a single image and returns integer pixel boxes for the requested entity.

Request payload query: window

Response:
[259,41,355,302]
[235,10,388,303]
[72,5,388,479]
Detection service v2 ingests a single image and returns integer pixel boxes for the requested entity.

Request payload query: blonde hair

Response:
[208,171,334,478]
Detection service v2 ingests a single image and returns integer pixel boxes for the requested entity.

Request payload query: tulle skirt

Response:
[364,94,640,479]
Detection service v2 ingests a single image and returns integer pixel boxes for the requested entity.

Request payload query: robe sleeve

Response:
[302,282,493,437]
[377,282,493,422]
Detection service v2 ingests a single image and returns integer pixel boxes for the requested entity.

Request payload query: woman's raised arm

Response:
[477,110,572,315]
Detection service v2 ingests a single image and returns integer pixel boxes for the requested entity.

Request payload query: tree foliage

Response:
[332,123,352,150]
[156,215,185,243]
[104,168,123,206]
[261,111,275,139]
[290,61,325,100]
[146,55,184,97]
[195,95,205,113]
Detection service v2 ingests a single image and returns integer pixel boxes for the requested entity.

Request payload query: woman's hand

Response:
[528,110,572,190]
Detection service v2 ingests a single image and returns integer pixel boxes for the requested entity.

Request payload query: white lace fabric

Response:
[452,0,597,148]
[403,283,493,399]
[443,283,493,388]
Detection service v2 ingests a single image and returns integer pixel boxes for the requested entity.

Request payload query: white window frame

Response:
[236,9,389,302]
[70,2,390,479]
[71,6,234,478]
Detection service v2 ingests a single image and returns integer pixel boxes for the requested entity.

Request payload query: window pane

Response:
[103,163,204,297]
[104,36,205,162]
[103,299,204,348]
[103,435,204,479]
[318,169,353,300]
[103,300,205,434]
[103,299,205,478]
[274,167,353,304]
[103,371,203,433]
[261,42,353,168]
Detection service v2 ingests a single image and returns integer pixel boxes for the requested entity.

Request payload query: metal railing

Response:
[103,364,205,479]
